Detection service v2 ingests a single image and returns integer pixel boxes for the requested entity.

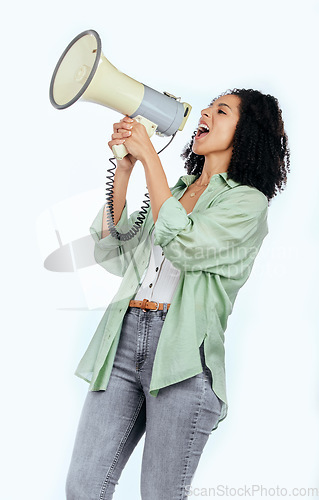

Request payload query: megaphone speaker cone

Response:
[49,30,102,109]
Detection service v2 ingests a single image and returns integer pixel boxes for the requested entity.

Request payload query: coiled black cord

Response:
[105,132,177,241]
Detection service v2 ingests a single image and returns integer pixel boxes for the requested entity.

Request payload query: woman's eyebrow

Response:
[218,103,232,111]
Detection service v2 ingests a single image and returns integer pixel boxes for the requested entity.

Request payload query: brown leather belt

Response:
[129,299,171,312]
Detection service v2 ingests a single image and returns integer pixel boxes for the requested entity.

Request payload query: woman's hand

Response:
[108,116,137,171]
[123,118,157,164]
[109,115,158,166]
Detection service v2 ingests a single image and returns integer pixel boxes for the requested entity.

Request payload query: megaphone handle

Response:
[112,143,129,161]
[112,115,157,161]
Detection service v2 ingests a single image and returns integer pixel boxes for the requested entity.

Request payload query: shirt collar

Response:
[218,171,241,188]
[174,172,241,189]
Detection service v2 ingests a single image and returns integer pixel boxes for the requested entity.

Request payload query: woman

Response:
[66,89,290,499]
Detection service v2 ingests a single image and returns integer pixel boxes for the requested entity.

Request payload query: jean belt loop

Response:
[163,303,168,313]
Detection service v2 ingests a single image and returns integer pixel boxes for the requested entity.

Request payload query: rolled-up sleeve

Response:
[153,187,268,277]
[90,201,147,277]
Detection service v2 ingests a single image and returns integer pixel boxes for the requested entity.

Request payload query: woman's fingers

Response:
[108,138,126,149]
[112,116,134,133]
[109,117,134,151]
[112,130,131,140]
[108,131,131,151]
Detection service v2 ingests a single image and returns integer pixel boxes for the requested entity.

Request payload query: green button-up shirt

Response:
[75,172,268,431]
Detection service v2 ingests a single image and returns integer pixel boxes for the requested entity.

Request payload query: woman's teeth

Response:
[196,123,210,139]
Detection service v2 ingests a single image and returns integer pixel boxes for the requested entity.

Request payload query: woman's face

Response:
[192,94,241,158]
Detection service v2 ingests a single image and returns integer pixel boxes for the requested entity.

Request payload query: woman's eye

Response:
[218,109,226,115]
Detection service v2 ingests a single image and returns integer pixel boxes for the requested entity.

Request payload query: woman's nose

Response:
[201,108,210,118]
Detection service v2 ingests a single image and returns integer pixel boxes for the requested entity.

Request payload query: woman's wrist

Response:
[116,158,136,172]
[115,163,134,178]
[140,144,160,169]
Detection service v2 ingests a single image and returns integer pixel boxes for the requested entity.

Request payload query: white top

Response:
[133,212,192,303]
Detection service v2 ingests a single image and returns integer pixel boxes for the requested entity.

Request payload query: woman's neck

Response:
[196,155,230,185]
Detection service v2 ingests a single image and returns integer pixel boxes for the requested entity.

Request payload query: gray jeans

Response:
[66,305,222,500]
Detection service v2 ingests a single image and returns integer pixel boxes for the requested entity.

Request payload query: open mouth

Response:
[195,123,210,140]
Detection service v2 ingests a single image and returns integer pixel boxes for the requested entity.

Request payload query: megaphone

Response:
[49,29,192,160]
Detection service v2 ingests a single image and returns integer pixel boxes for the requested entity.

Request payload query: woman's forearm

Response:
[101,166,133,238]
[141,147,173,224]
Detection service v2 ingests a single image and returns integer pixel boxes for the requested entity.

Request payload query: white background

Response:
[1,0,319,498]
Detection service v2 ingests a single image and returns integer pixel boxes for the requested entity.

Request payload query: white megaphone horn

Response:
[49,29,192,160]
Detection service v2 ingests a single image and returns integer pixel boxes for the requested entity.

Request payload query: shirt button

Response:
[155,267,159,272]
[149,283,153,288]
[162,251,164,256]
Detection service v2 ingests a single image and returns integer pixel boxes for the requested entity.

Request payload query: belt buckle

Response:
[141,300,159,312]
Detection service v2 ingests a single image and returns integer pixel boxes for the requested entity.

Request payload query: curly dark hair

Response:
[181,88,290,202]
